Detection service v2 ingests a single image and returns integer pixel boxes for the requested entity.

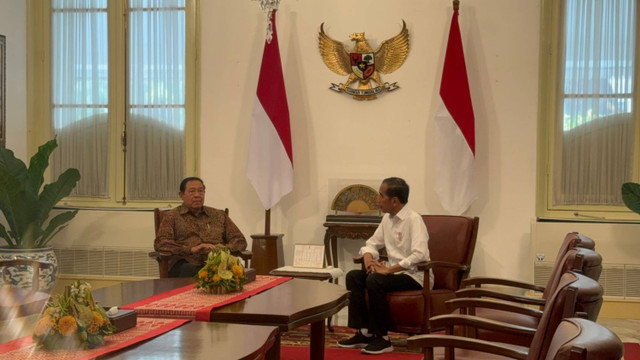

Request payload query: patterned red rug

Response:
[281,325,417,353]
[625,342,640,360]
[281,325,639,359]
[280,346,422,359]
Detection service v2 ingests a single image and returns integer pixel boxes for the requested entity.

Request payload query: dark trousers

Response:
[168,259,200,278]
[345,269,422,336]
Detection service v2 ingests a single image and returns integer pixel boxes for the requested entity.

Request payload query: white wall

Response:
[7,0,618,283]
[0,0,27,157]
[195,0,541,281]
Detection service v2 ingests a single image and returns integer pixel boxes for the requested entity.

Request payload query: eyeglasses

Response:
[186,189,205,195]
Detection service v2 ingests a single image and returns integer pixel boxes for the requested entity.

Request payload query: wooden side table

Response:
[322,222,379,277]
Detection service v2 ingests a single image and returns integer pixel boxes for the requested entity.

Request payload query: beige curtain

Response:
[554,0,636,206]
[51,0,186,201]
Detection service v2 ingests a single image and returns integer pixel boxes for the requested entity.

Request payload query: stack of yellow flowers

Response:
[33,281,115,350]
[195,247,246,294]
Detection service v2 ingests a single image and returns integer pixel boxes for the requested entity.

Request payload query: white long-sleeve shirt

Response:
[359,206,433,287]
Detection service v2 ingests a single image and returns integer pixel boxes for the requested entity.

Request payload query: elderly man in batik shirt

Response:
[155,177,247,277]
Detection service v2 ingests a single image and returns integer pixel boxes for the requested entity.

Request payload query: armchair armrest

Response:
[417,260,469,272]
[407,333,529,360]
[445,297,544,318]
[148,250,172,259]
[148,250,174,278]
[461,276,545,293]
[455,288,546,307]
[353,253,389,264]
[429,314,537,337]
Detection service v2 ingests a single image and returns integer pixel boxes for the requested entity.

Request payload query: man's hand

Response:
[370,261,391,274]
[190,243,222,254]
[363,253,387,274]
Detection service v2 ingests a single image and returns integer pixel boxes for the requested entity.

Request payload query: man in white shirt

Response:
[337,177,431,355]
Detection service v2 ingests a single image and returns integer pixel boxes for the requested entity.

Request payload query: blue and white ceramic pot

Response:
[0,247,58,292]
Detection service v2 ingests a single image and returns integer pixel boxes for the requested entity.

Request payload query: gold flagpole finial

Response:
[253,0,281,43]
[453,0,460,11]
[254,0,280,12]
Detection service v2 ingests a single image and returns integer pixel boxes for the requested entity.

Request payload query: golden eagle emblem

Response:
[319,20,409,100]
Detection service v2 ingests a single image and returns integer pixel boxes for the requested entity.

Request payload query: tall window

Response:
[28,0,198,207]
[538,0,639,220]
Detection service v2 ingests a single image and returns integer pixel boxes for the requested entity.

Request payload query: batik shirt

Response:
[155,204,247,270]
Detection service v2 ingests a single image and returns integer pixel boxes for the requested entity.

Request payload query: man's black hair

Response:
[180,177,205,192]
[382,177,409,204]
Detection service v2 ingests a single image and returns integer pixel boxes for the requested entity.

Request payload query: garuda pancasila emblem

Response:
[319,20,409,100]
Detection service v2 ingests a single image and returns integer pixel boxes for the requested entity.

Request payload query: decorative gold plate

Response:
[331,184,380,214]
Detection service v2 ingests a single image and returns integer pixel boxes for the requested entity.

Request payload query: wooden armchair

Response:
[457,234,599,305]
[0,259,52,320]
[354,215,480,334]
[407,272,609,360]
[148,208,252,278]
[447,247,603,347]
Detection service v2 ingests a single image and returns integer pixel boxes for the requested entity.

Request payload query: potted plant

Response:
[621,182,640,215]
[0,138,80,291]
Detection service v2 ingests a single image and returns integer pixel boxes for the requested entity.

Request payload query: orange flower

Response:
[198,269,208,279]
[58,316,78,336]
[87,312,105,334]
[212,274,221,282]
[231,265,243,277]
[34,316,53,336]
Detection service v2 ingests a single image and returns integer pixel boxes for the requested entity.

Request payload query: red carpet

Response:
[281,343,639,360]
[625,343,640,360]
[281,346,422,360]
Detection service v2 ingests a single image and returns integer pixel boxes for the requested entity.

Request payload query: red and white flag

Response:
[433,6,476,215]
[247,10,293,210]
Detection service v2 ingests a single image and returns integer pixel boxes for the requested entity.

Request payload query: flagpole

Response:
[248,0,289,275]
[265,209,271,236]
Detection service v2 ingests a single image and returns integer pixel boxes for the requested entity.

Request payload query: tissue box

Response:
[105,308,137,333]
[245,268,256,283]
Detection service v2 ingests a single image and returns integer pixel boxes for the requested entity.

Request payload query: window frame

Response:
[27,0,200,209]
[536,0,640,221]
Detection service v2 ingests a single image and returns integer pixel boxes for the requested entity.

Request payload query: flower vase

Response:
[0,247,58,291]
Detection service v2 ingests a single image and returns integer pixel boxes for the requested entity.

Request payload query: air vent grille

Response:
[533,262,639,299]
[54,247,159,278]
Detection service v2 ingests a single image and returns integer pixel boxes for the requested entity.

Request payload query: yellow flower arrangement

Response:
[32,280,115,350]
[195,247,247,294]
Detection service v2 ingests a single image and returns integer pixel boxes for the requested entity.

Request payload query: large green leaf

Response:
[0,139,79,249]
[0,223,15,248]
[621,182,640,215]
[37,168,81,227]
[37,210,78,248]
[0,168,22,241]
[0,146,28,184]
[26,139,58,197]
[7,190,42,248]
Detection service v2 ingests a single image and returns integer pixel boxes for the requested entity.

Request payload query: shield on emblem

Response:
[350,53,375,80]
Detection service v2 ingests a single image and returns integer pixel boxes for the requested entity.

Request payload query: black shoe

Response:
[337,330,374,348]
[361,336,393,354]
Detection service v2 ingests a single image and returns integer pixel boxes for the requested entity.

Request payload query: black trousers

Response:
[345,269,422,336]
[168,259,200,278]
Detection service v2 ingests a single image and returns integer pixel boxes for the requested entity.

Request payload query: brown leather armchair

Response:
[447,247,603,347]
[407,271,608,360]
[545,317,623,360]
[458,232,596,302]
[148,208,252,278]
[354,215,480,334]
